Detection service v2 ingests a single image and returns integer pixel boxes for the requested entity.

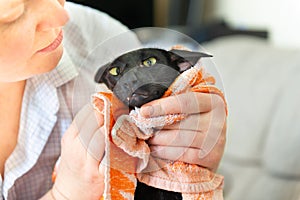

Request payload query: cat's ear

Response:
[94,62,111,83]
[169,49,212,72]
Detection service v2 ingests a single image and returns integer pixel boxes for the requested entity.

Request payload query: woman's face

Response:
[0,0,69,82]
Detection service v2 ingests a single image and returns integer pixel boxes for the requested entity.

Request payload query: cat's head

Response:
[94,48,211,108]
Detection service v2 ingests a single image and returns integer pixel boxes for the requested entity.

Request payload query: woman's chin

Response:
[31,44,64,75]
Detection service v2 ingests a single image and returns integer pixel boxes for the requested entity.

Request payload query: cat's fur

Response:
[94,48,211,200]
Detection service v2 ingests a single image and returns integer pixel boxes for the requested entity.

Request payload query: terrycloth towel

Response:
[92,57,227,200]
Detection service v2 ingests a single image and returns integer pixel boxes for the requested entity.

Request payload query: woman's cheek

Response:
[0,30,35,75]
[8,37,34,67]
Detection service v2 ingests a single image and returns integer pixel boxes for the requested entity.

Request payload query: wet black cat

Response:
[94,48,211,199]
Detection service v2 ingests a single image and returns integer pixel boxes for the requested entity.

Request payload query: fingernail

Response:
[93,110,104,127]
[141,105,154,117]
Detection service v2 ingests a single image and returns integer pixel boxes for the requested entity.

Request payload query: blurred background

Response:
[68,1,300,200]
[68,0,300,48]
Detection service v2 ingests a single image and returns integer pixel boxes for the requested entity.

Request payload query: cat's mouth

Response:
[125,84,168,108]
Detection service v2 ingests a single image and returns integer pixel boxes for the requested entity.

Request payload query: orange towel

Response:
[92,57,227,200]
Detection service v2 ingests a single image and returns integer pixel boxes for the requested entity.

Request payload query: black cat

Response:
[94,48,211,200]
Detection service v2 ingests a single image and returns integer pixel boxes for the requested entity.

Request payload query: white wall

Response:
[213,0,300,49]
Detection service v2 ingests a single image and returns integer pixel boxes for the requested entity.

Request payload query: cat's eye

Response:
[143,57,156,67]
[109,67,120,76]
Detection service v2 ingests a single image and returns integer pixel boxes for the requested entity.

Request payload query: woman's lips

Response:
[37,30,63,53]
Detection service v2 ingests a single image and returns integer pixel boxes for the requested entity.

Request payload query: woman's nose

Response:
[36,0,69,32]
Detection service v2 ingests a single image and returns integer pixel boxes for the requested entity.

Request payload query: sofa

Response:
[203,35,300,200]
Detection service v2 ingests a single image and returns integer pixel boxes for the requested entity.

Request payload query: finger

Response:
[199,103,227,159]
[62,121,79,146]
[62,104,96,145]
[150,145,221,170]
[72,104,95,135]
[140,92,223,117]
[150,145,198,164]
[148,105,226,145]
[162,113,210,132]
[78,109,103,152]
[148,129,205,149]
[149,119,226,170]
[86,127,106,163]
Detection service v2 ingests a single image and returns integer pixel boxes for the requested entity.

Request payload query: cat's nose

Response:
[129,91,151,108]
[128,84,167,108]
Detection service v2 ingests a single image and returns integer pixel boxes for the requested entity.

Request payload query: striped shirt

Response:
[0,2,139,199]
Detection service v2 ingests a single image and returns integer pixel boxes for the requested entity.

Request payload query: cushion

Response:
[203,35,300,200]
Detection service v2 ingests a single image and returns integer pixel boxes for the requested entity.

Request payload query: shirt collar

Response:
[3,49,78,196]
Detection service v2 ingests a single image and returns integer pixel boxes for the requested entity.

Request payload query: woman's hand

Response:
[51,104,106,200]
[140,92,227,172]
